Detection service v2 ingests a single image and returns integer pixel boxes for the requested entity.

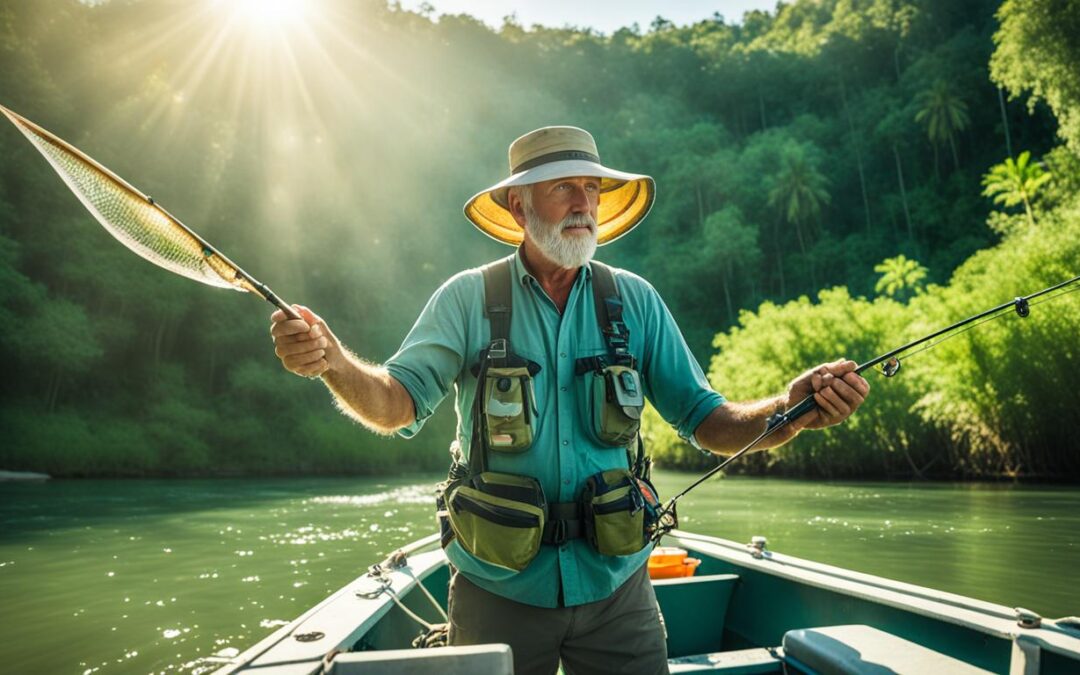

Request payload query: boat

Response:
[209,530,1080,674]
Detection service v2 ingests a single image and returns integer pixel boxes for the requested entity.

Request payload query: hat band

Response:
[512,149,601,174]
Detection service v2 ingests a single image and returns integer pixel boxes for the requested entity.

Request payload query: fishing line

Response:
[873,312,1006,371]
[875,282,1080,374]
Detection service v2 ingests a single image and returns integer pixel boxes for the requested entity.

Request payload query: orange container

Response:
[648,547,701,579]
[650,547,688,566]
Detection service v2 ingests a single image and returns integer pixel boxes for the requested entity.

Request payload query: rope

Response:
[384,586,437,631]
[405,569,448,622]
[358,562,447,628]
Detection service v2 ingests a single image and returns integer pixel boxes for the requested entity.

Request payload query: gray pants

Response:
[448,563,669,675]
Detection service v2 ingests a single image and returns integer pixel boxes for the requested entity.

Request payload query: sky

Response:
[399,0,781,33]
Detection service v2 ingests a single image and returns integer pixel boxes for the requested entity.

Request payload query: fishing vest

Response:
[434,257,664,572]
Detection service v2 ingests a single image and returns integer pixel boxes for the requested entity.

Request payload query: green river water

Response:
[1,473,1078,674]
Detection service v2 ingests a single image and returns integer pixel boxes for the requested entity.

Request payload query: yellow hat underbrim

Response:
[463,160,655,246]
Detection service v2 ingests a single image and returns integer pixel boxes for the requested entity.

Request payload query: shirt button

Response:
[562,440,569,446]
[563,479,571,485]
[560,386,567,392]
[560,352,567,358]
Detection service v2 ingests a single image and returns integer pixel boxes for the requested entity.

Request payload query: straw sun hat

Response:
[464,126,655,246]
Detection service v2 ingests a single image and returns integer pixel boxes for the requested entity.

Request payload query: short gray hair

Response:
[508,184,534,213]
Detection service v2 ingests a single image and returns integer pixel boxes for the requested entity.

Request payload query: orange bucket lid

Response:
[649,547,688,567]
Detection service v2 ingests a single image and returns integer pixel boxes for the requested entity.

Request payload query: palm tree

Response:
[981,151,1052,228]
[915,80,971,173]
[874,254,928,301]
[767,150,830,255]
[768,149,830,288]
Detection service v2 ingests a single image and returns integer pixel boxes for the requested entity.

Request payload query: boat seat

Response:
[668,646,785,673]
[653,574,740,658]
[782,624,994,675]
[324,644,513,674]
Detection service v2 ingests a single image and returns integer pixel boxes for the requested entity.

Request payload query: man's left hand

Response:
[786,359,870,431]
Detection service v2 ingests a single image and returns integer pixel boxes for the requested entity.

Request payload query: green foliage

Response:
[0,0,1072,477]
[909,201,1080,477]
[873,254,928,300]
[981,151,1053,226]
[990,0,1080,153]
[915,79,971,171]
[647,184,1080,478]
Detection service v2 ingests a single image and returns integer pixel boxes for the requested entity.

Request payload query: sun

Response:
[226,0,310,31]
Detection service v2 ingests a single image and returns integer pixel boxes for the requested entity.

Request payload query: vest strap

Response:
[542,501,585,545]
[588,261,634,367]
[482,257,513,344]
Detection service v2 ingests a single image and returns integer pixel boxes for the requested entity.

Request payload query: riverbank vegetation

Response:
[0,0,1076,478]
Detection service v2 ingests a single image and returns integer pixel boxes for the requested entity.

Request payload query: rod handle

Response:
[766,393,817,431]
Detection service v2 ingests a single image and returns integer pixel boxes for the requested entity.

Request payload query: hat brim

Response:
[464,159,655,246]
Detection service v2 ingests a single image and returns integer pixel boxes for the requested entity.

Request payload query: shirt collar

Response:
[513,247,592,288]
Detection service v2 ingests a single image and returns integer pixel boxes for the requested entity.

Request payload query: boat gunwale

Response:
[211,538,445,674]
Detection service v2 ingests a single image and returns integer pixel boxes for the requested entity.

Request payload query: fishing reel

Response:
[881,356,901,378]
[648,500,679,544]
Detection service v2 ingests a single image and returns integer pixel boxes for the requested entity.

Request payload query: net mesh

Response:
[1,105,256,294]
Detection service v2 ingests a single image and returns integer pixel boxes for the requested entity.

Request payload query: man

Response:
[270,126,869,674]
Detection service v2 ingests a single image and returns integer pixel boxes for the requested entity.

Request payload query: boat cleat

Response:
[1015,607,1042,629]
[747,535,769,559]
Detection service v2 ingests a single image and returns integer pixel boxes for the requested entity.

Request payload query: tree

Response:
[873,254,927,301]
[914,79,970,173]
[767,145,830,287]
[874,101,916,244]
[702,205,761,324]
[990,0,1080,153]
[981,151,1052,228]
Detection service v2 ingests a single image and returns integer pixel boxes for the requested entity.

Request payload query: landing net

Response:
[0,104,257,294]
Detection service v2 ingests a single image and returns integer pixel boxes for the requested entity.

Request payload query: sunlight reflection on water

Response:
[2,475,1078,674]
[308,484,435,507]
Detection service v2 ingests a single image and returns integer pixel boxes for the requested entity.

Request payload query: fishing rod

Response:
[652,273,1080,540]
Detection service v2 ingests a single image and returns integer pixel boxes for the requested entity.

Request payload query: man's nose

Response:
[568,185,594,212]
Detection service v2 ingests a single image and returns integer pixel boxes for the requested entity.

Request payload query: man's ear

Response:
[507,190,528,228]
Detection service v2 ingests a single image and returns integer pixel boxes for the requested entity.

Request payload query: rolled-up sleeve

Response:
[629,275,725,447]
[384,276,469,438]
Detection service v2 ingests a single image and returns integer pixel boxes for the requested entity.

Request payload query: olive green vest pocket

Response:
[483,366,536,452]
[585,365,644,447]
[446,472,546,572]
[582,469,648,557]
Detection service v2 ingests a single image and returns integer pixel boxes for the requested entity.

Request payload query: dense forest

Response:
[0,0,1077,478]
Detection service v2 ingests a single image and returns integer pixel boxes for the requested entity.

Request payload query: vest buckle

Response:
[488,338,508,360]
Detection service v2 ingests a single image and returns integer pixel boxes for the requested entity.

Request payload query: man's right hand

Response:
[270,305,340,378]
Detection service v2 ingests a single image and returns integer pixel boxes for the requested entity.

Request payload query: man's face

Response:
[511,176,601,269]
[528,176,601,229]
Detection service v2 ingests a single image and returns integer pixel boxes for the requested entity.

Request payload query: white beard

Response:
[524,208,598,269]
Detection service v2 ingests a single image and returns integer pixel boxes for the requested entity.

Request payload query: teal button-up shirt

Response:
[385,250,725,608]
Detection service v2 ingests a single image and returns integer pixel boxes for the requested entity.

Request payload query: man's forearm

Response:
[320,347,416,435]
[693,360,871,456]
[693,396,795,456]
